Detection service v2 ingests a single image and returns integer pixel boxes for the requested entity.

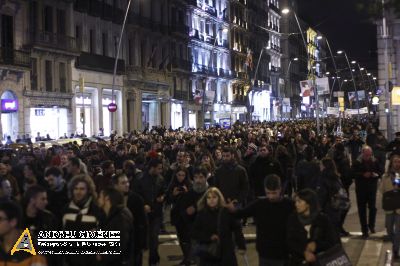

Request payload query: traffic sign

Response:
[108,103,117,112]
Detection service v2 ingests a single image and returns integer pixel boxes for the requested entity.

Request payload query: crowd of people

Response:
[0,117,398,266]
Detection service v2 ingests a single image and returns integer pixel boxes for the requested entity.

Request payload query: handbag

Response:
[382,190,400,211]
[316,244,352,266]
[193,209,223,260]
[330,187,351,211]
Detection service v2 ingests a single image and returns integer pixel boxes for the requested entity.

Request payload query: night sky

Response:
[297,0,377,73]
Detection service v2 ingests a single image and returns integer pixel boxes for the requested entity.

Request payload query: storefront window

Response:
[76,95,93,136]
[30,107,68,139]
[171,103,183,129]
[102,96,113,136]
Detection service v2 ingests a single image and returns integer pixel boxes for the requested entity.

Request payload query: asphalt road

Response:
[143,183,397,266]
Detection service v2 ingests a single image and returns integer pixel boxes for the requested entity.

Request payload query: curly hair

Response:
[67,174,98,201]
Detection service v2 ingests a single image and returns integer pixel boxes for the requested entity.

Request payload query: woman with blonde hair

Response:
[192,187,246,266]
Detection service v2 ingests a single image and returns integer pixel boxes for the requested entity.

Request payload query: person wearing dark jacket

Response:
[226,174,294,265]
[113,173,148,266]
[44,166,68,223]
[171,167,209,266]
[192,187,246,266]
[249,144,283,198]
[316,158,344,234]
[295,145,320,191]
[135,159,165,266]
[97,187,135,266]
[287,189,341,266]
[214,147,249,204]
[332,143,352,236]
[22,185,59,266]
[62,175,105,266]
[351,145,382,238]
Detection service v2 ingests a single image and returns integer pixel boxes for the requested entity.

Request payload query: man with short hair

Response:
[249,144,283,198]
[0,201,47,265]
[214,147,249,204]
[97,187,134,265]
[352,145,382,238]
[113,174,147,266]
[173,167,209,265]
[93,160,115,193]
[44,166,68,221]
[135,159,165,266]
[226,174,295,266]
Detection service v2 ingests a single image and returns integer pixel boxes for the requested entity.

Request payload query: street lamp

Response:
[284,57,298,118]
[111,0,133,132]
[282,7,322,134]
[337,50,360,118]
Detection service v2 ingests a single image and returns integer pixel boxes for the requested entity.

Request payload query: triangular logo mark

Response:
[11,228,36,256]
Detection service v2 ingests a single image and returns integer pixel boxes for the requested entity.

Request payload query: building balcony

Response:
[192,63,218,76]
[74,0,89,13]
[0,48,30,68]
[171,24,189,35]
[28,30,78,53]
[268,3,280,14]
[173,89,189,101]
[171,57,192,71]
[88,0,102,17]
[233,94,246,105]
[75,52,125,74]
[218,68,232,78]
[205,5,217,17]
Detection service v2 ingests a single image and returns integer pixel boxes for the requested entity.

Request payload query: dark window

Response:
[89,29,95,53]
[141,41,145,68]
[45,60,53,92]
[30,1,38,33]
[59,62,66,92]
[75,25,82,50]
[128,38,133,65]
[1,15,13,54]
[56,9,66,35]
[44,6,53,32]
[31,58,38,91]
[102,33,107,56]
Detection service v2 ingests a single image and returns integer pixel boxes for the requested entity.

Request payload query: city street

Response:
[144,183,397,266]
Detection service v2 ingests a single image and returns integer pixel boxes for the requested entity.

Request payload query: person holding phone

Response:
[352,145,382,238]
[381,154,400,259]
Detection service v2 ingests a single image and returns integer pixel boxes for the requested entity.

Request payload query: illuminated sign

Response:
[1,99,18,113]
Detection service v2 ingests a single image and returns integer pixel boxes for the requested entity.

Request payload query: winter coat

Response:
[249,156,282,197]
[192,207,246,266]
[214,162,249,202]
[287,212,341,265]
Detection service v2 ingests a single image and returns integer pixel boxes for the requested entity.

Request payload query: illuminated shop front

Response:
[250,90,271,121]
[30,107,68,139]
[171,102,183,130]
[1,90,19,140]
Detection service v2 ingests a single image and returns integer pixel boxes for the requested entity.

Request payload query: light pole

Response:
[352,61,371,112]
[249,46,268,122]
[337,50,360,119]
[201,27,228,127]
[282,8,321,135]
[285,57,298,118]
[110,0,132,133]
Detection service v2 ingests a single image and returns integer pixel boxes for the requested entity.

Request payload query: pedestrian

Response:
[135,158,165,266]
[287,189,341,265]
[381,154,400,259]
[226,174,295,266]
[112,173,148,266]
[0,201,47,265]
[97,187,135,265]
[351,145,382,238]
[192,187,246,266]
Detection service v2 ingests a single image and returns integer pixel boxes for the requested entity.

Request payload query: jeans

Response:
[148,216,161,265]
[385,212,400,253]
[259,256,286,266]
